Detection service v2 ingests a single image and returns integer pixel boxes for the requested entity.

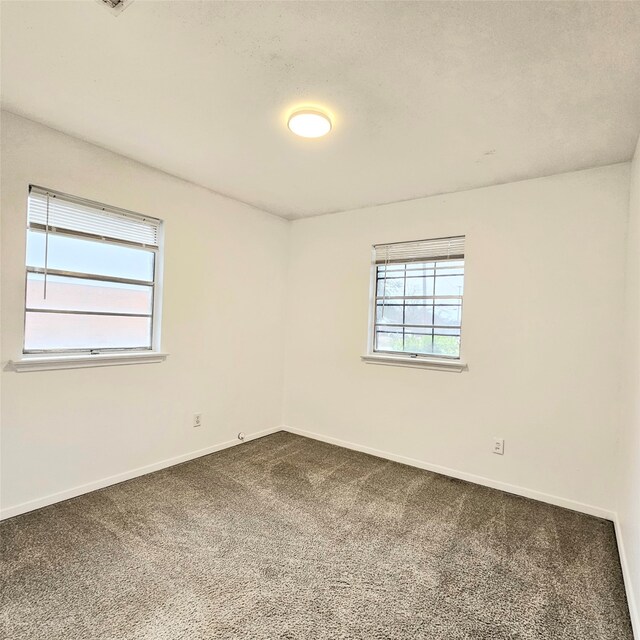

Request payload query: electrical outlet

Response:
[193,413,202,428]
[493,438,504,455]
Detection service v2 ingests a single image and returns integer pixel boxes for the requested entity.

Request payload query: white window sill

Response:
[361,353,467,372]
[10,351,169,372]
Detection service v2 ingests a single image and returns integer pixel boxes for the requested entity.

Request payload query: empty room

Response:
[1,1,640,638]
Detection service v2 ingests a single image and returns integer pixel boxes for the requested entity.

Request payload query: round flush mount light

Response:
[287,109,332,138]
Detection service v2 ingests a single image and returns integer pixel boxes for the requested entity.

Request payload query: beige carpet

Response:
[1,431,633,639]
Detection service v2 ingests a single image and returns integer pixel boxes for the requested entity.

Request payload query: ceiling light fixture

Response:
[287,109,332,138]
[97,0,133,15]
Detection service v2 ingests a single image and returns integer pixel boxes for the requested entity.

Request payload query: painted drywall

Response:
[4,2,640,218]
[0,112,289,515]
[283,164,630,515]
[0,111,635,534]
[618,133,640,633]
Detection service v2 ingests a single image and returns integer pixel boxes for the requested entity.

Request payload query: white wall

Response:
[1,110,636,548]
[0,112,289,516]
[283,164,630,516]
[618,133,640,633]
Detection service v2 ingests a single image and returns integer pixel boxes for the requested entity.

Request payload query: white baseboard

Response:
[287,422,635,633]
[614,515,640,639]
[4,424,615,522]
[282,425,615,521]
[3,424,634,634]
[0,425,282,521]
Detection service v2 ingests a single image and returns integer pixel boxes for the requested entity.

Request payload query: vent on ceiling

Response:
[97,0,133,15]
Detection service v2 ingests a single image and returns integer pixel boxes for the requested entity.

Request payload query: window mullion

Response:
[26,266,154,287]
[402,264,407,353]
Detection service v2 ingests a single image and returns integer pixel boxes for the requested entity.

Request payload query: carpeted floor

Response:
[0,432,633,639]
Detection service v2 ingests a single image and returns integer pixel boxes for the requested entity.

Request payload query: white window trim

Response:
[363,236,467,372]
[360,353,467,372]
[10,351,169,372]
[21,186,165,359]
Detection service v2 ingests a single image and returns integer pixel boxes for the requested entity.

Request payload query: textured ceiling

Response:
[2,0,640,219]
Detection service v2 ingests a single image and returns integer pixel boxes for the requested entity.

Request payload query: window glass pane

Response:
[433,335,460,357]
[435,267,464,276]
[26,273,152,315]
[26,230,154,282]
[404,331,434,354]
[405,276,434,297]
[376,304,403,324]
[372,254,463,359]
[435,327,460,336]
[434,274,464,296]
[405,267,434,277]
[24,312,151,351]
[404,305,433,326]
[378,264,404,274]
[434,304,462,327]
[375,328,403,352]
[376,277,405,297]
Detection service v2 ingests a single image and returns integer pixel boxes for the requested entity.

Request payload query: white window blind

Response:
[28,186,160,247]
[374,235,465,265]
[23,186,163,354]
[371,235,465,359]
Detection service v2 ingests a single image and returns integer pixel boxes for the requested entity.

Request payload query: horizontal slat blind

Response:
[374,235,465,264]
[28,186,161,247]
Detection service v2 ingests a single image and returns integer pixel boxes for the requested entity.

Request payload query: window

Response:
[23,186,162,354]
[370,236,465,360]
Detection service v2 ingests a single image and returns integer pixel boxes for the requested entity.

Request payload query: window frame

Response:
[21,186,164,356]
[363,236,468,372]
